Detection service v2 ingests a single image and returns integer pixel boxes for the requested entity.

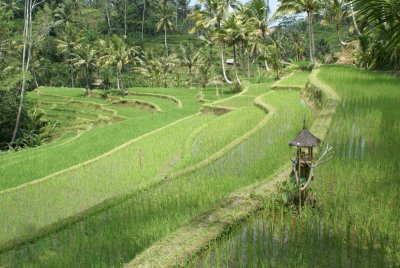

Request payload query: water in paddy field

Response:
[194,98,399,267]
[194,206,390,268]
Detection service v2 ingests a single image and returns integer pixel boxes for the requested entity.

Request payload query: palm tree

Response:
[196,57,219,89]
[140,0,153,39]
[351,0,400,69]
[265,43,281,80]
[211,29,232,84]
[98,36,141,93]
[323,0,348,46]
[156,2,176,55]
[56,22,84,87]
[178,42,202,76]
[54,0,81,26]
[291,31,305,61]
[189,0,226,31]
[177,0,190,22]
[72,43,98,96]
[275,0,322,64]
[352,0,400,51]
[190,0,237,83]
[136,57,162,87]
[104,0,112,33]
[241,1,271,75]
[158,53,179,88]
[219,14,246,84]
[12,0,44,142]
[246,0,270,39]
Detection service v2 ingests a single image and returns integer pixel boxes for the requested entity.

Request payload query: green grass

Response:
[175,106,265,170]
[0,114,214,248]
[273,71,310,88]
[195,65,400,267]
[0,86,218,190]
[0,87,312,267]
[215,96,256,108]
[39,87,86,97]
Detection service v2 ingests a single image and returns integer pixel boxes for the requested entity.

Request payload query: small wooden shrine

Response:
[289,120,321,208]
[289,120,321,181]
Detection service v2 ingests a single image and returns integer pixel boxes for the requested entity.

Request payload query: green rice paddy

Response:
[194,65,400,267]
[1,65,397,267]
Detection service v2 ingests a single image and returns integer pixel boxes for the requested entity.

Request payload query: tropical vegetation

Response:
[0,0,399,267]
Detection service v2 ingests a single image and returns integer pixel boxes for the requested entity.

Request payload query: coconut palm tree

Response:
[265,43,281,80]
[245,0,270,39]
[156,2,176,55]
[56,22,84,87]
[189,0,232,83]
[196,56,219,89]
[178,42,202,76]
[352,0,400,51]
[54,0,81,26]
[98,36,141,93]
[322,0,348,46]
[158,53,179,88]
[291,31,306,61]
[216,14,245,84]
[189,0,226,32]
[72,43,98,96]
[274,0,323,64]
[351,0,400,69]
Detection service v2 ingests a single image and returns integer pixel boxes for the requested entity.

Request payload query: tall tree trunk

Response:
[233,44,237,66]
[233,44,241,84]
[141,0,146,39]
[12,0,33,142]
[176,2,178,30]
[307,12,313,63]
[105,0,111,33]
[350,4,362,37]
[33,71,39,88]
[221,49,232,84]
[336,24,347,46]
[264,60,270,72]
[85,66,91,96]
[119,70,125,94]
[247,53,250,78]
[116,70,120,90]
[124,0,127,36]
[70,63,74,87]
[164,26,168,56]
[310,13,316,64]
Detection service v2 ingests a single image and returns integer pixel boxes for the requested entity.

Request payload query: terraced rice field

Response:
[0,71,314,267]
[194,65,400,267]
[272,71,310,90]
[4,66,392,267]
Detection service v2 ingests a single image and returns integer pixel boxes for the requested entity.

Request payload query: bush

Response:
[0,90,20,148]
[0,90,51,150]
[231,81,243,93]
[294,61,315,72]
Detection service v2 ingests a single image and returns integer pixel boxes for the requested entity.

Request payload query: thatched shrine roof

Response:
[289,122,321,148]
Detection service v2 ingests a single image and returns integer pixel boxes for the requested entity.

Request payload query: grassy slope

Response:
[196,65,400,267]
[272,71,310,89]
[0,86,226,190]
[0,78,312,267]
